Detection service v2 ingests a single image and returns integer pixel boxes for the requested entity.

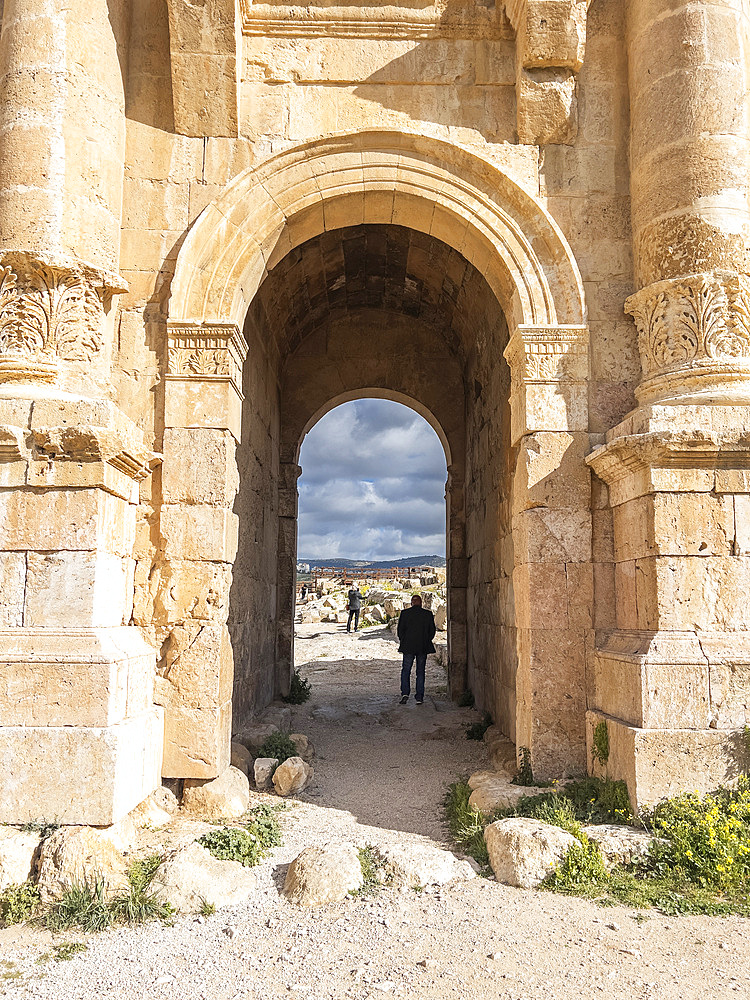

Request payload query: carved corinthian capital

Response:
[166,323,248,396]
[0,252,118,384]
[626,271,750,405]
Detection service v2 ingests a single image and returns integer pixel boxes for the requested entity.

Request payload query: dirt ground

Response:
[1,622,749,999]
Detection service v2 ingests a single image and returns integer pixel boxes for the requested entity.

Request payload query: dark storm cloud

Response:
[297,399,447,560]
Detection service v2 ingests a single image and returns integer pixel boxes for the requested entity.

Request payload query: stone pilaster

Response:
[275,462,302,699]
[158,323,247,778]
[0,392,163,824]
[446,467,468,697]
[505,325,592,777]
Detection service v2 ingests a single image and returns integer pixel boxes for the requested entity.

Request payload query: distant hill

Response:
[300,555,446,569]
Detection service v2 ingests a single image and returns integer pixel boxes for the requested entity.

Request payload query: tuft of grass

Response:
[257,731,299,765]
[19,819,60,839]
[199,897,216,917]
[43,878,115,933]
[282,669,312,705]
[0,882,40,926]
[465,712,492,741]
[350,845,392,897]
[52,942,88,962]
[592,721,610,767]
[443,782,489,870]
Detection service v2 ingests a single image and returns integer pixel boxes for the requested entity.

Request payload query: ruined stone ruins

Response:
[0,0,749,825]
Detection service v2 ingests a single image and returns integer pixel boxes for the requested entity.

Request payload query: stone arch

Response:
[169,129,586,334]
[161,130,592,784]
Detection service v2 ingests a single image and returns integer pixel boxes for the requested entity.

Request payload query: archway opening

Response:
[227,221,518,746]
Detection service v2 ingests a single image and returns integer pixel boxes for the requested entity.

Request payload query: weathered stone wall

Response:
[464,294,516,739]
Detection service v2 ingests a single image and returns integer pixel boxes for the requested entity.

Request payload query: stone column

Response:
[159,323,247,778]
[504,324,591,778]
[0,2,164,826]
[275,462,301,699]
[584,1,750,807]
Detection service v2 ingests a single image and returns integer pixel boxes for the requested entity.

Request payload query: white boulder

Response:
[273,757,314,796]
[582,824,656,868]
[231,741,252,776]
[0,828,41,890]
[254,757,279,791]
[182,766,250,821]
[37,827,129,904]
[283,844,363,906]
[484,817,578,888]
[151,842,256,913]
[380,844,476,887]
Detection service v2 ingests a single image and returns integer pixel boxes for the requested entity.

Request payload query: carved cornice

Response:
[504,325,588,389]
[626,271,750,404]
[166,324,248,395]
[0,253,120,385]
[239,0,509,38]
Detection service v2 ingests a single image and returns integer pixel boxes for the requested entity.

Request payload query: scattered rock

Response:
[235,724,278,752]
[37,827,129,904]
[97,812,139,852]
[379,844,476,887]
[433,603,447,630]
[254,757,279,791]
[369,605,385,623]
[582,824,657,868]
[151,842,256,913]
[484,817,578,889]
[152,786,179,814]
[468,774,548,812]
[0,828,41,890]
[273,757,314,796]
[283,844,363,906]
[290,734,314,762]
[130,793,173,830]
[231,741,252,776]
[182,766,250,820]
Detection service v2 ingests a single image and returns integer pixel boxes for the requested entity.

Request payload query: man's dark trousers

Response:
[401,652,426,700]
[347,609,359,632]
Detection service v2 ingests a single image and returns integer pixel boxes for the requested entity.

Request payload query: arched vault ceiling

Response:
[248,224,504,362]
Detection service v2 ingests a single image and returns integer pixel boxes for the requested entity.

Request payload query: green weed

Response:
[592,721,610,767]
[43,878,115,933]
[19,819,60,839]
[282,670,312,705]
[243,803,283,849]
[52,942,88,962]
[350,845,392,896]
[511,747,534,786]
[199,898,216,917]
[0,882,40,926]
[443,781,489,870]
[257,731,299,764]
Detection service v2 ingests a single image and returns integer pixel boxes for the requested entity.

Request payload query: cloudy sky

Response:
[297,399,447,561]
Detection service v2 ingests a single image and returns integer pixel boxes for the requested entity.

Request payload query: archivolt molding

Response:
[169,130,586,341]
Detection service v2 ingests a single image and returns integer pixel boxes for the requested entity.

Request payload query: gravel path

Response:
[1,623,748,999]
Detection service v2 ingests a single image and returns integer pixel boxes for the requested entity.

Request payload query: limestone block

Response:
[160,699,232,779]
[512,432,591,514]
[23,551,130,629]
[37,827,129,905]
[162,428,239,505]
[283,844,363,906]
[182,765,250,820]
[290,734,314,763]
[152,842,255,913]
[254,757,278,791]
[0,707,163,825]
[518,0,587,71]
[592,632,710,730]
[701,635,750,728]
[273,757,313,796]
[0,488,135,556]
[158,622,234,710]
[0,828,41,890]
[164,378,243,442]
[0,553,24,627]
[517,69,578,146]
[468,774,548,813]
[149,560,232,624]
[512,507,592,564]
[236,723,279,752]
[161,505,239,563]
[509,378,588,444]
[0,626,156,727]
[484,818,578,888]
[586,711,749,811]
[613,493,734,562]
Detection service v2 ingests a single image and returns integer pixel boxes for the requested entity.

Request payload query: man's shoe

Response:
[399,695,408,705]
[415,698,424,705]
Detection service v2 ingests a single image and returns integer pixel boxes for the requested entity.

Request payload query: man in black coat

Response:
[397,594,436,705]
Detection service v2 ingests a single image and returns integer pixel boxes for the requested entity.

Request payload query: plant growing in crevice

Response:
[592,721,610,767]
[465,712,492,741]
[350,845,392,897]
[511,746,534,786]
[282,669,311,705]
